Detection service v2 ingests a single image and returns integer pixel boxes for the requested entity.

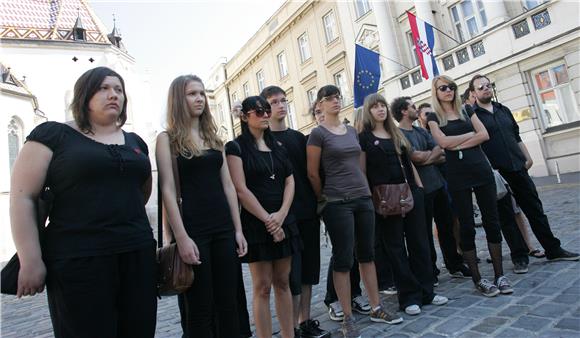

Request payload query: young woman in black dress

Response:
[358,93,448,316]
[226,96,301,338]
[427,75,513,297]
[10,67,157,338]
[156,75,247,337]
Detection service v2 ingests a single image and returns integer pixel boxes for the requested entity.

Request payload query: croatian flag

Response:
[407,11,439,80]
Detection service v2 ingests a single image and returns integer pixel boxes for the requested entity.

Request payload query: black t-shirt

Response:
[359,130,415,189]
[426,111,493,191]
[27,122,153,260]
[178,149,233,237]
[225,139,298,245]
[271,129,317,221]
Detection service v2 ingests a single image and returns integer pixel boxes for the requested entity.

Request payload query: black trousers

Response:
[497,192,529,265]
[46,243,157,338]
[499,169,561,256]
[424,187,464,273]
[451,182,502,251]
[235,260,252,337]
[378,187,434,309]
[178,230,239,338]
[324,256,362,306]
[374,220,394,290]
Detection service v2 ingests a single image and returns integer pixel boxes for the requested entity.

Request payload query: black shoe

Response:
[513,262,529,274]
[450,264,472,278]
[547,249,580,262]
[294,327,301,337]
[299,319,331,338]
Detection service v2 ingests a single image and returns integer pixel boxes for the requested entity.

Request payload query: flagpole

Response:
[406,11,461,45]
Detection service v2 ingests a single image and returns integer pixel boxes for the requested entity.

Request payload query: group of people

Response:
[9,66,579,338]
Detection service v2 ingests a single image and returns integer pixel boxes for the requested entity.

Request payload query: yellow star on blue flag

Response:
[354,44,380,108]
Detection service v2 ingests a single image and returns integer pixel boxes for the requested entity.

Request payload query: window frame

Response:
[256,70,265,93]
[297,33,311,63]
[243,82,250,98]
[323,10,338,44]
[450,0,488,42]
[277,51,289,79]
[405,31,420,67]
[354,0,371,19]
[333,70,350,107]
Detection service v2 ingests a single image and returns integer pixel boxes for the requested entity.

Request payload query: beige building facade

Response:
[212,0,579,177]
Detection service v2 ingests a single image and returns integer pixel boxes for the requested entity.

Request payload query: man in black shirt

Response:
[261,86,330,338]
[470,74,579,262]
[393,97,471,281]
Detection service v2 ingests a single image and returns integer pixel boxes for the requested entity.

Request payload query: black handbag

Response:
[1,187,53,295]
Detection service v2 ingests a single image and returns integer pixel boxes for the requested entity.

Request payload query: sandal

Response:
[529,249,546,258]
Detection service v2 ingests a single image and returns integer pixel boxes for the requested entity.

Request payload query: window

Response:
[243,82,250,98]
[307,88,317,107]
[450,0,487,42]
[8,116,23,172]
[333,71,350,106]
[232,91,239,104]
[298,33,311,63]
[323,11,338,44]
[287,100,298,129]
[256,70,265,92]
[532,63,580,129]
[355,0,371,18]
[277,52,288,78]
[523,0,547,10]
[406,31,419,67]
[217,103,225,123]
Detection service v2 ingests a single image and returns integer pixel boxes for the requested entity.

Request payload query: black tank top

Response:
[178,149,233,236]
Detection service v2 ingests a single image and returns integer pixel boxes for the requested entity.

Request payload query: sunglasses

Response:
[476,83,493,91]
[247,107,271,118]
[321,94,343,102]
[437,84,457,92]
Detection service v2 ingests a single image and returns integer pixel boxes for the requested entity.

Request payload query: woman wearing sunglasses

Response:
[307,85,402,338]
[226,96,301,338]
[427,75,513,297]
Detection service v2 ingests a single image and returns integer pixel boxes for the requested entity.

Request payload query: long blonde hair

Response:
[431,75,464,127]
[166,75,223,158]
[361,93,411,155]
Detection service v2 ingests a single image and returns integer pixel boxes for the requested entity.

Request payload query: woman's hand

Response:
[176,236,201,265]
[265,211,286,235]
[17,258,46,298]
[272,228,286,243]
[235,231,248,257]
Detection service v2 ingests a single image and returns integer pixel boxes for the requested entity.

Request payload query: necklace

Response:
[266,152,275,180]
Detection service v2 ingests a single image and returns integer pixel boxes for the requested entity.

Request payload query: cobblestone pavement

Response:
[2,174,579,337]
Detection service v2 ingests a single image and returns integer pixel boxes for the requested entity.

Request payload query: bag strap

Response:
[395,152,409,184]
[157,132,182,248]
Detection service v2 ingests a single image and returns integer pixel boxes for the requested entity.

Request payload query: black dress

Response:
[177,149,234,236]
[225,139,301,263]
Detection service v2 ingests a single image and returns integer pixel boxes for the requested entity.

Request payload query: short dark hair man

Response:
[417,103,432,130]
[470,74,579,261]
[392,96,471,281]
[260,85,331,338]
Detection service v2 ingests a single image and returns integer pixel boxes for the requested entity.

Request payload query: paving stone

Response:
[433,317,473,336]
[456,331,487,338]
[495,327,532,338]
[478,295,513,308]
[469,316,508,334]
[400,316,438,334]
[563,286,580,295]
[552,294,580,305]
[498,305,529,317]
[511,315,552,331]
[538,329,580,338]
[517,295,546,306]
[445,295,482,308]
[529,302,572,318]
[430,307,460,318]
[556,317,580,331]
[460,306,495,318]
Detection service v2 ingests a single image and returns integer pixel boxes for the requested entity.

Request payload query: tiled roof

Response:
[0,0,109,43]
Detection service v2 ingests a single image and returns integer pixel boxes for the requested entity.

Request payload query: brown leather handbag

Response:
[371,152,414,218]
[156,139,194,296]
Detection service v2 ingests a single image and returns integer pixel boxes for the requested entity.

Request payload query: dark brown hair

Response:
[70,67,127,133]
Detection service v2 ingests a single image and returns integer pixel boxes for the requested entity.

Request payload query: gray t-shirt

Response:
[307,125,370,199]
[400,126,445,194]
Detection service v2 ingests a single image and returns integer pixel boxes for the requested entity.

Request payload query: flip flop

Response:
[529,249,546,258]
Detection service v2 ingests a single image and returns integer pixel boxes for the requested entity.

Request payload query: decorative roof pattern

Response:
[0,0,109,43]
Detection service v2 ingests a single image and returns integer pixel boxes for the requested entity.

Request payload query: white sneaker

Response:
[404,304,421,315]
[328,301,344,321]
[431,295,448,306]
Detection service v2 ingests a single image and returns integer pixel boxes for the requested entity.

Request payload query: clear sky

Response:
[89,0,285,119]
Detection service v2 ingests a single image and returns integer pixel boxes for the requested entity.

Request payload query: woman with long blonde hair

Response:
[427,75,512,297]
[359,93,448,316]
[156,75,247,337]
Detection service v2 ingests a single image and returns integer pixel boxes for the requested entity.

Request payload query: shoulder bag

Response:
[157,137,194,297]
[371,146,414,218]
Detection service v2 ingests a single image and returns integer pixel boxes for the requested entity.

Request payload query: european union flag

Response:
[354,44,380,108]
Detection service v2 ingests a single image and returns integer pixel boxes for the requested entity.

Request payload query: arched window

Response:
[8,117,24,172]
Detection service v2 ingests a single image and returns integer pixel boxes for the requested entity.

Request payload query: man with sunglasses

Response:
[260,86,330,338]
[393,97,471,283]
[470,74,579,262]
